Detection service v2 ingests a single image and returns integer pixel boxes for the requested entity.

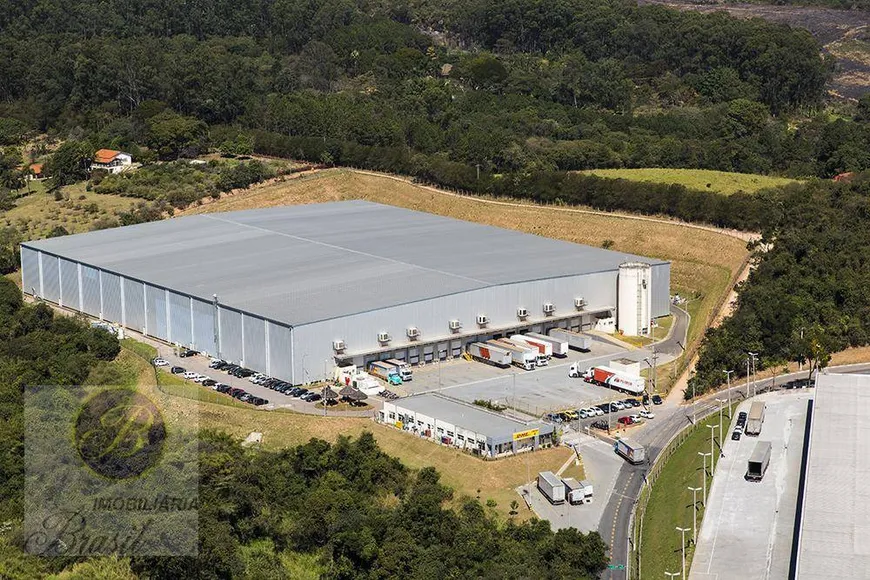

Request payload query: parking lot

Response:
[406,335,672,416]
[689,391,813,580]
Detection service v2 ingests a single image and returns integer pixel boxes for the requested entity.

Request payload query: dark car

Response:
[171,366,186,374]
[293,388,309,398]
[731,430,742,441]
[229,388,246,398]
[651,394,663,405]
[251,397,268,406]
[216,383,231,393]
[598,404,611,414]
[738,411,748,420]
[239,393,253,403]
[591,420,609,431]
[642,393,650,405]
[209,359,225,369]
[624,399,640,408]
[545,413,563,423]
[202,379,217,387]
[303,392,322,403]
[178,349,197,358]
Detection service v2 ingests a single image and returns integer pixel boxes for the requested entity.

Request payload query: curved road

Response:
[598,362,870,579]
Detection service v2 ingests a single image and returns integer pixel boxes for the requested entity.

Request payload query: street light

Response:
[665,572,680,579]
[748,351,759,397]
[707,424,719,472]
[745,356,752,398]
[688,486,702,543]
[723,369,734,414]
[698,451,711,505]
[676,526,690,580]
[715,399,726,453]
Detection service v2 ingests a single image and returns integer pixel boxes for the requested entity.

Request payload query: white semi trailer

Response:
[548,328,592,352]
[537,471,566,505]
[510,334,553,358]
[467,342,512,368]
[489,339,539,370]
[524,332,569,358]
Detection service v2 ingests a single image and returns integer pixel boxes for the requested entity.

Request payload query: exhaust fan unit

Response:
[407,327,420,340]
[476,315,489,327]
[449,319,462,332]
[377,332,391,344]
[517,307,529,319]
[574,297,586,310]
[332,340,346,353]
[543,303,555,315]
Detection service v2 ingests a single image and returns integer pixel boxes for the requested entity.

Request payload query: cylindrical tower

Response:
[618,262,652,336]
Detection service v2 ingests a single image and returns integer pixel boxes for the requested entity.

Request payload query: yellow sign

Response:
[513,428,539,441]
[395,421,403,429]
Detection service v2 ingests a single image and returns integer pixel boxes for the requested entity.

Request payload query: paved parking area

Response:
[407,336,671,416]
[689,391,813,580]
[518,434,623,533]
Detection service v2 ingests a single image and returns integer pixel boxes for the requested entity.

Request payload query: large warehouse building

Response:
[20,200,670,385]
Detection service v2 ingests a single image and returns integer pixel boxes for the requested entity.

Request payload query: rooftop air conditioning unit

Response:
[517,307,529,320]
[407,327,420,340]
[332,339,346,353]
[574,297,586,310]
[449,319,462,332]
[543,303,555,315]
[377,332,391,344]
[476,315,489,327]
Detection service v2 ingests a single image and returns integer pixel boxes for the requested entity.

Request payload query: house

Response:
[28,163,44,180]
[91,149,132,174]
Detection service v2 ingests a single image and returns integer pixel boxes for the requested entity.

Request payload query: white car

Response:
[577,409,590,419]
[182,371,198,380]
[629,414,644,424]
[152,358,169,367]
[612,401,625,411]
[192,374,209,383]
[588,407,604,417]
[639,409,655,419]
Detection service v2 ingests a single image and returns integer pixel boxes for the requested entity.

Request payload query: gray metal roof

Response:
[23,200,666,326]
[796,372,870,580]
[394,393,552,438]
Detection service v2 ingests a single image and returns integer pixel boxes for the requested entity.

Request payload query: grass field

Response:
[4,182,139,240]
[579,168,798,196]
[183,169,748,358]
[638,405,735,579]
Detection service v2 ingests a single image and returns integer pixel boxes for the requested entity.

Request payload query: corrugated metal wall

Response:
[102,271,122,322]
[59,258,80,309]
[267,322,292,379]
[20,247,39,295]
[41,254,60,303]
[191,298,216,355]
[219,307,243,362]
[243,315,266,370]
[145,285,167,339]
[650,263,671,319]
[80,265,101,316]
[124,278,146,331]
[169,292,192,346]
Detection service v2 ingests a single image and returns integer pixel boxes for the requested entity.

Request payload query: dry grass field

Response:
[184,169,749,351]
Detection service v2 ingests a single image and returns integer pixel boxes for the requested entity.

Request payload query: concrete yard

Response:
[689,390,813,580]
[406,335,671,416]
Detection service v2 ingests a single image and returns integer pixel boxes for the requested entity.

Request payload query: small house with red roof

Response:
[91,149,132,174]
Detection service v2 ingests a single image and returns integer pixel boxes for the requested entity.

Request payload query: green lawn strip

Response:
[638,405,736,579]
[579,168,797,196]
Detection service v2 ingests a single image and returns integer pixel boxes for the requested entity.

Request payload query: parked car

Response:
[617,416,634,426]
[629,414,644,424]
[239,393,253,403]
[608,403,621,413]
[202,379,217,387]
[591,420,609,431]
[731,430,742,441]
[624,398,641,408]
[152,358,169,367]
[182,371,198,380]
[216,384,231,393]
[209,359,225,369]
[577,409,590,419]
[639,409,655,419]
[588,407,604,417]
[597,404,611,414]
[178,349,197,358]
[293,388,309,398]
[545,413,563,423]
[651,394,663,405]
[734,424,744,434]
[564,410,579,420]
[642,393,650,405]
[171,366,185,374]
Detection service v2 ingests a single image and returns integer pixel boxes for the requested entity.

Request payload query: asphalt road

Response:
[599,363,870,579]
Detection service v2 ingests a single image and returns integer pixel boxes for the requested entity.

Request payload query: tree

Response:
[145,111,207,160]
[46,141,94,185]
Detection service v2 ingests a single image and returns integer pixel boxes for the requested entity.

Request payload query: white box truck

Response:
[351,373,384,395]
[467,342,512,368]
[496,338,547,367]
[572,365,645,395]
[385,359,412,381]
[563,478,586,505]
[368,361,403,386]
[525,332,569,357]
[548,328,592,352]
[537,471,566,504]
[510,334,553,359]
[615,439,646,464]
[745,441,771,481]
[488,340,537,370]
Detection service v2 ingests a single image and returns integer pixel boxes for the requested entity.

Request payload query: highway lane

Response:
[598,363,870,579]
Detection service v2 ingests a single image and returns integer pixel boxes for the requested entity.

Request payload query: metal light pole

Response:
[665,572,680,580]
[745,357,751,399]
[676,526,690,580]
[748,351,758,397]
[723,369,734,415]
[707,424,719,472]
[688,486,701,543]
[715,399,726,453]
[698,451,711,505]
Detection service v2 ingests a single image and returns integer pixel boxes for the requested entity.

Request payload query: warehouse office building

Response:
[792,372,870,580]
[20,201,670,385]
[379,393,555,457]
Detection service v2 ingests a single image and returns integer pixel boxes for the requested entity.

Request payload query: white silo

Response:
[618,262,652,337]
